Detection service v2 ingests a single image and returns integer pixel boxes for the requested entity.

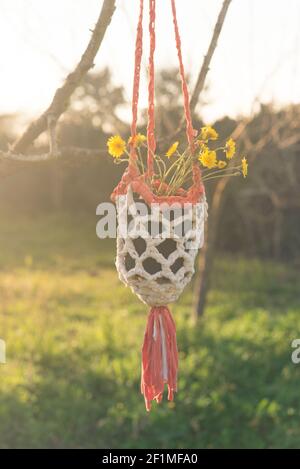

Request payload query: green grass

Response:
[0,213,300,448]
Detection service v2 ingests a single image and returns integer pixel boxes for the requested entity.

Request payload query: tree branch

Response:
[189,0,232,115]
[0,147,107,162]
[0,146,108,179]
[10,0,116,155]
[161,0,232,144]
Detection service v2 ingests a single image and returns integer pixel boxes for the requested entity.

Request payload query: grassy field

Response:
[0,212,300,449]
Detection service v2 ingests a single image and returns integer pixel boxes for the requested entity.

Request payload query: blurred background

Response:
[0,0,300,449]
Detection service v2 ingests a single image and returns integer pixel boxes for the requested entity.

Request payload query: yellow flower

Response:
[218,160,227,169]
[225,138,236,159]
[199,148,217,169]
[200,125,218,141]
[241,157,248,178]
[128,133,146,147]
[166,141,179,158]
[107,135,126,158]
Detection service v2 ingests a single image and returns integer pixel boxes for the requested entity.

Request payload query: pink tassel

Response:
[141,306,178,411]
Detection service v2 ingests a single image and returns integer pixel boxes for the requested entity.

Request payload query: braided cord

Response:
[146,0,156,177]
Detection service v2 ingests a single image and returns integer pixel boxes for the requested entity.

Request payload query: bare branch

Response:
[10,0,116,154]
[0,146,108,179]
[189,0,232,115]
[0,146,107,162]
[162,0,232,144]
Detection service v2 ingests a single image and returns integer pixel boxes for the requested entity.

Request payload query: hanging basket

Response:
[115,187,207,306]
[111,0,207,410]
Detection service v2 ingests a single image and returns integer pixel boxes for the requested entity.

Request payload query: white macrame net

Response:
[115,187,207,306]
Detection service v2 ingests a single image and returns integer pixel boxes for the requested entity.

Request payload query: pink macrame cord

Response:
[146,0,157,178]
[170,0,201,184]
[111,0,204,204]
[128,0,144,174]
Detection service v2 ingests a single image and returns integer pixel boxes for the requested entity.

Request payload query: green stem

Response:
[203,172,240,182]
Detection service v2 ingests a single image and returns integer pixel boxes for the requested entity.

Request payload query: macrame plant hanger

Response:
[111,0,206,411]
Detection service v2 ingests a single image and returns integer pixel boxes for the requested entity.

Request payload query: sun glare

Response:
[0,0,299,123]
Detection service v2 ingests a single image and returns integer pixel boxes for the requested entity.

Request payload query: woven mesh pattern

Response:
[116,188,207,306]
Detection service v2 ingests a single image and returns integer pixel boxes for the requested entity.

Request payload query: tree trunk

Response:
[193,177,229,320]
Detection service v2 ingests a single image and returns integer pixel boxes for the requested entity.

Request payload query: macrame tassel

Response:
[141,306,178,411]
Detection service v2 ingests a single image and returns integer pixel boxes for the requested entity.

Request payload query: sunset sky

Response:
[0,0,299,123]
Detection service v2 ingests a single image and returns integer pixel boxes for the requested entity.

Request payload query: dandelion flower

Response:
[166,141,179,158]
[241,157,248,178]
[128,133,146,146]
[199,148,217,169]
[225,138,236,159]
[200,125,218,141]
[218,160,227,169]
[107,135,126,158]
